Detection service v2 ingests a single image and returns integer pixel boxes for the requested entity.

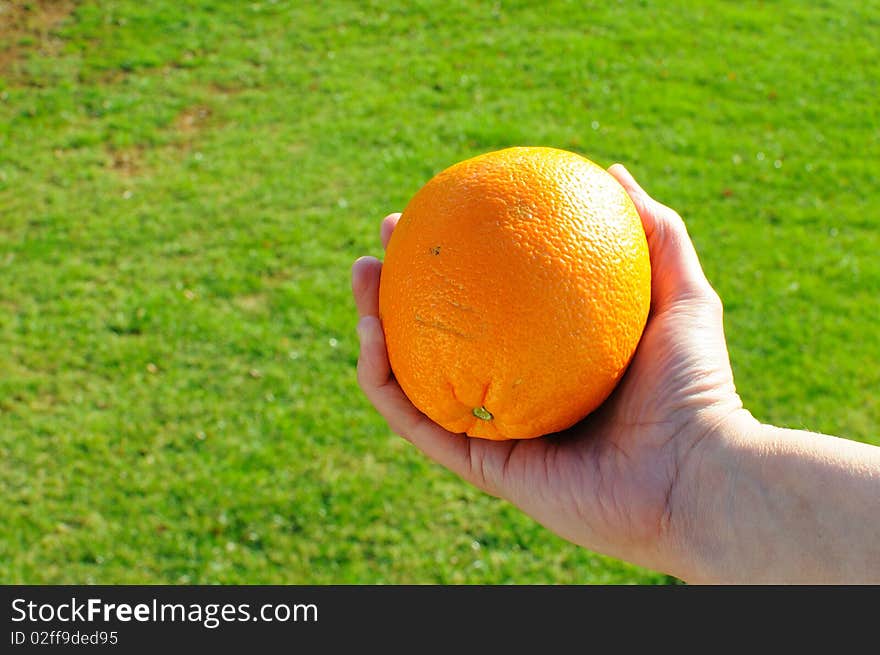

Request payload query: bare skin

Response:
[351,164,880,584]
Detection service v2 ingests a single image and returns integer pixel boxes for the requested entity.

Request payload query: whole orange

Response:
[378,147,651,440]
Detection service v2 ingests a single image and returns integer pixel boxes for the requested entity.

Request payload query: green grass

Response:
[1,0,878,584]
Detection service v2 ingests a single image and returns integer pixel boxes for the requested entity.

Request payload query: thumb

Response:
[608,164,716,310]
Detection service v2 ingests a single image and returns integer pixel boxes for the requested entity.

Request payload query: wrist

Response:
[661,407,764,584]
[665,412,880,584]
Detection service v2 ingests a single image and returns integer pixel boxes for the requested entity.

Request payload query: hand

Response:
[351,164,749,579]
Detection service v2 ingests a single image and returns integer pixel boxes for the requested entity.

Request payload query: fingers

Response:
[355,314,475,483]
[355,315,393,388]
[351,237,476,483]
[381,213,401,250]
[351,256,383,318]
[355,210,531,498]
[608,164,715,310]
[351,211,401,317]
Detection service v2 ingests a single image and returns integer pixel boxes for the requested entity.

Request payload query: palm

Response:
[468,296,735,566]
[353,165,741,572]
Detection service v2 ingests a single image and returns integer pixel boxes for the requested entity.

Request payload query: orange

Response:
[378,147,651,440]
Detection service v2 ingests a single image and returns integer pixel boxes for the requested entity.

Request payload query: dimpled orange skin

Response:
[378,147,651,440]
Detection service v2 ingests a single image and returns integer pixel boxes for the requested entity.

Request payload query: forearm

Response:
[677,410,880,584]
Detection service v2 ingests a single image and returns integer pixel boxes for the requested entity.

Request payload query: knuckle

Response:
[660,207,686,231]
[704,287,724,314]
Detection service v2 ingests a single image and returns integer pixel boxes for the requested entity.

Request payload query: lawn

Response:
[1,0,877,584]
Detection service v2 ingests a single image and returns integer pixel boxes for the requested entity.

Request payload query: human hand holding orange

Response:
[353,164,744,579]
[352,165,880,583]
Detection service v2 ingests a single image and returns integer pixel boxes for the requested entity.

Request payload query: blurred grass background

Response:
[1,0,877,583]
